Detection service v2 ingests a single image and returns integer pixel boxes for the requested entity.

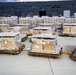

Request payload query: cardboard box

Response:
[43,40,55,45]
[32,39,43,44]
[63,26,70,34]
[33,30,40,35]
[0,38,16,50]
[32,44,43,51]
[71,26,76,34]
[43,45,55,52]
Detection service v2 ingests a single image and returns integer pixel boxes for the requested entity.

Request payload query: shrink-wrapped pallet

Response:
[24,18,30,24]
[32,27,51,35]
[15,24,30,35]
[29,33,62,58]
[12,27,27,42]
[0,24,9,32]
[13,27,22,32]
[0,38,16,50]
[19,17,35,28]
[30,34,61,54]
[0,32,21,50]
[1,17,18,26]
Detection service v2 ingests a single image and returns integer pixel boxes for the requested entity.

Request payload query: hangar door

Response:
[39,11,46,17]
[63,10,70,18]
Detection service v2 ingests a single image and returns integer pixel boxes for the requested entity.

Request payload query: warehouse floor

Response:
[0,36,76,75]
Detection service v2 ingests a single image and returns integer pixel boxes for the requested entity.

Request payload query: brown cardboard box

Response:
[43,40,55,45]
[39,30,47,34]
[32,39,43,44]
[63,26,70,34]
[43,45,55,52]
[22,29,29,34]
[71,26,76,34]
[32,44,43,51]
[0,38,15,50]
[33,30,40,35]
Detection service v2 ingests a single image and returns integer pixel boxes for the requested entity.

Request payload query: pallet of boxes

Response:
[0,24,10,32]
[28,34,62,58]
[9,26,27,42]
[32,27,52,35]
[0,32,25,55]
[59,23,76,37]
[16,24,32,36]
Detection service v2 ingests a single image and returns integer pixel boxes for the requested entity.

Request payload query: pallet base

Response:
[26,33,32,36]
[28,48,62,58]
[59,34,74,37]
[21,36,28,42]
[0,45,25,55]
[62,51,74,55]
[72,49,76,60]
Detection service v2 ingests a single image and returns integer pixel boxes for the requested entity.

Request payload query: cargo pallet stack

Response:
[0,32,25,55]
[32,27,52,35]
[28,34,62,58]
[15,24,32,36]
[59,23,76,37]
[0,24,10,32]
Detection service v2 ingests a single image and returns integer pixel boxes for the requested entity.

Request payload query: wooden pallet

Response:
[0,45,25,55]
[72,49,76,60]
[62,51,74,55]
[26,33,32,36]
[59,34,74,37]
[28,48,62,58]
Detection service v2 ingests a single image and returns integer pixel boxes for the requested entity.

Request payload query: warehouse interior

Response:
[0,0,76,75]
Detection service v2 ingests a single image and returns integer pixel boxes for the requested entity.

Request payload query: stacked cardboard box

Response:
[0,24,9,32]
[32,39,43,52]
[0,32,21,50]
[43,40,55,52]
[63,23,76,34]
[31,37,55,53]
[71,26,76,34]
[32,30,40,35]
[0,17,18,26]
[63,26,70,34]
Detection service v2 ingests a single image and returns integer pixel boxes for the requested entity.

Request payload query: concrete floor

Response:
[0,36,76,75]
